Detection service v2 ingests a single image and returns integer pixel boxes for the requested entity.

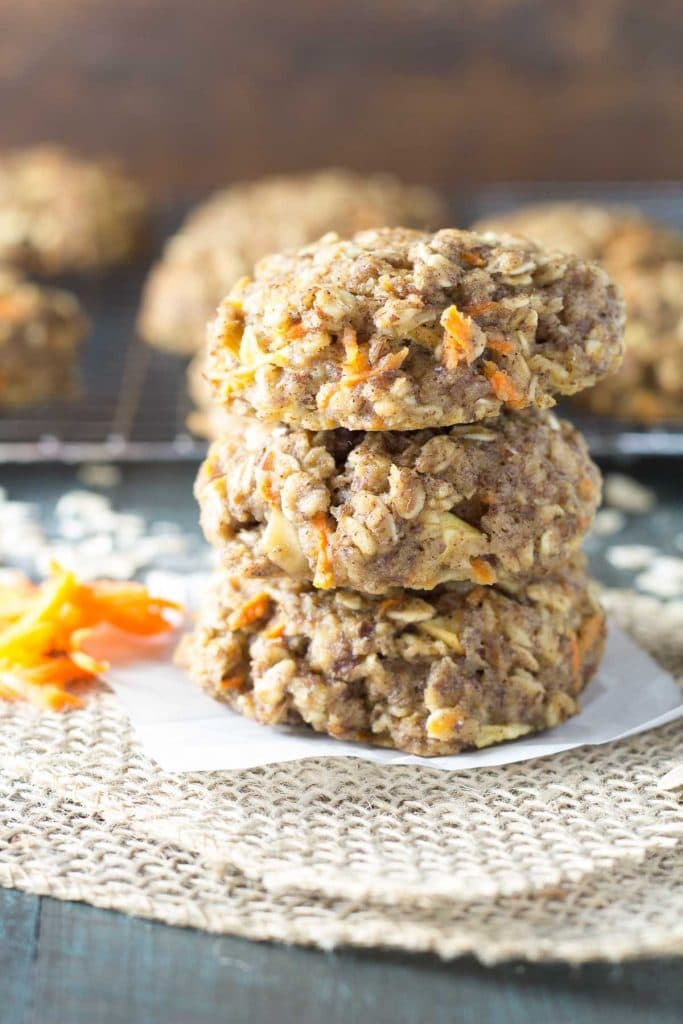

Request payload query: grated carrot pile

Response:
[0,565,180,711]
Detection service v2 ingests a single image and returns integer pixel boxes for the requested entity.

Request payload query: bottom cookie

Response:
[178,536,605,756]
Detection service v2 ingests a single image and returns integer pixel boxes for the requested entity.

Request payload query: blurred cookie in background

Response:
[475,201,683,272]
[138,169,447,355]
[0,145,149,275]
[0,269,88,408]
[574,262,683,423]
[475,201,683,422]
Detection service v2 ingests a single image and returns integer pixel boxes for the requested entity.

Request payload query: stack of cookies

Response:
[180,227,625,756]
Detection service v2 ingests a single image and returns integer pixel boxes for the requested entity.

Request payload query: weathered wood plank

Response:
[0,0,681,189]
[24,897,683,1024]
[0,888,40,1024]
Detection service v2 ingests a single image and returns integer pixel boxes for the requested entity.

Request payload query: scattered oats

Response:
[0,501,39,522]
[606,545,656,571]
[55,490,111,520]
[590,508,626,537]
[76,463,122,489]
[129,535,188,563]
[109,512,146,540]
[603,474,656,514]
[145,570,207,609]
[35,544,137,581]
[150,520,183,536]
[635,556,683,599]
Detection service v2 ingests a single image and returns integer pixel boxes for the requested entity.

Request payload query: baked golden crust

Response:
[206,227,624,431]
[0,146,148,274]
[139,170,446,353]
[178,538,605,757]
[0,270,88,407]
[196,410,600,594]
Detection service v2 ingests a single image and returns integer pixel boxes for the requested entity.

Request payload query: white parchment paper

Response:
[94,572,683,773]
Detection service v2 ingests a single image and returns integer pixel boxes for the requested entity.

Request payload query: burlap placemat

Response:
[1,589,682,962]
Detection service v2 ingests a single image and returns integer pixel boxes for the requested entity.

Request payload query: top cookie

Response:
[0,146,149,274]
[138,170,446,353]
[206,227,624,431]
[474,202,683,272]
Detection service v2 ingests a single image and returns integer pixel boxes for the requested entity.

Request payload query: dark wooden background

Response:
[1,0,681,193]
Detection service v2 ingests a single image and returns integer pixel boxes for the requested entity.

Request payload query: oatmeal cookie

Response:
[197,409,600,593]
[206,227,624,431]
[0,270,88,407]
[139,170,445,354]
[575,262,683,423]
[474,202,683,271]
[0,146,148,274]
[178,537,605,756]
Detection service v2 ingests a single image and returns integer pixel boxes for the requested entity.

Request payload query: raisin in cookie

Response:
[206,227,624,431]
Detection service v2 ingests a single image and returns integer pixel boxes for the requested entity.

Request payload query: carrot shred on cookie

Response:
[0,565,180,711]
[440,305,478,367]
[483,360,526,407]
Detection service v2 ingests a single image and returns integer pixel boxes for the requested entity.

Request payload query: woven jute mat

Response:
[1,589,682,964]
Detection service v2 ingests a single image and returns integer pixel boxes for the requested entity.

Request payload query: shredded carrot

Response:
[577,476,595,500]
[217,673,246,692]
[483,361,527,408]
[341,327,369,376]
[440,305,477,368]
[228,593,272,630]
[312,513,334,589]
[469,558,497,585]
[264,622,285,640]
[259,478,278,507]
[340,327,408,386]
[485,335,515,356]
[577,613,604,656]
[0,565,180,711]
[279,319,306,341]
[461,251,486,268]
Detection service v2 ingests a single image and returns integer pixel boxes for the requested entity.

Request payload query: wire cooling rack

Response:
[1,186,682,462]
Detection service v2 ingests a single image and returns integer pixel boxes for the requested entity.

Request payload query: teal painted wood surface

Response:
[1,890,681,1024]
[0,891,40,1024]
